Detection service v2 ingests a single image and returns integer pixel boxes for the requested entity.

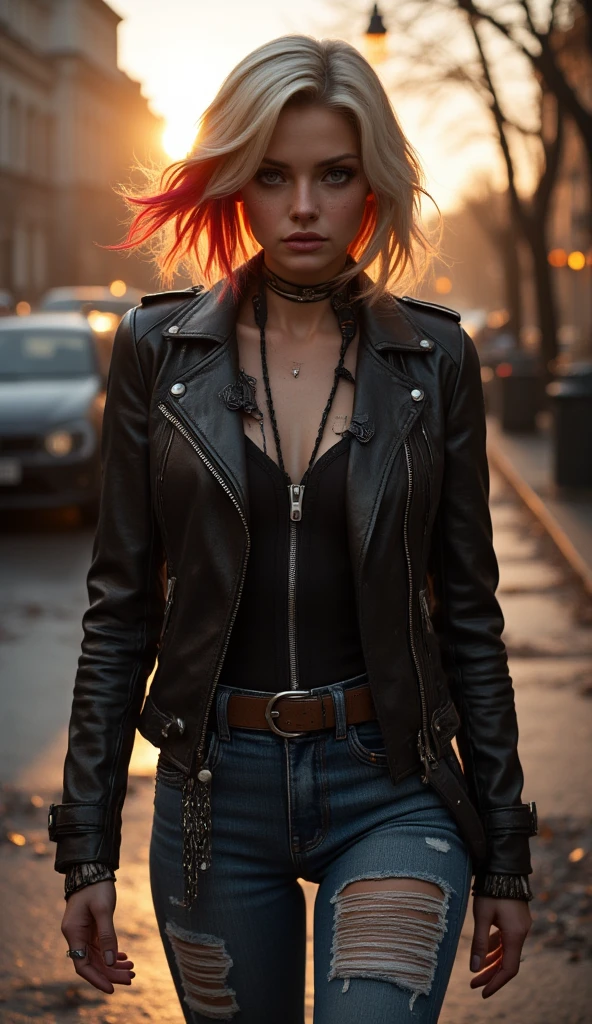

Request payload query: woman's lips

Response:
[282,238,326,251]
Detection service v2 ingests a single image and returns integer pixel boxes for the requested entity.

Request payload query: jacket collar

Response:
[163,258,434,356]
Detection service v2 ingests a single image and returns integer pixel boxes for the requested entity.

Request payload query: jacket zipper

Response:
[288,483,305,689]
[160,576,177,641]
[157,403,250,760]
[403,437,437,779]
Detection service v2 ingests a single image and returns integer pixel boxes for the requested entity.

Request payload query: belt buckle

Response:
[265,690,312,738]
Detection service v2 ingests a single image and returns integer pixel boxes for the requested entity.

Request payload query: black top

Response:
[218,434,366,692]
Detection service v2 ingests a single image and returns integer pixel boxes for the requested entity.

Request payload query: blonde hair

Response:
[117,35,437,302]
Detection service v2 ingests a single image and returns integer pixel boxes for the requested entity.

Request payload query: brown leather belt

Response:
[225,685,376,738]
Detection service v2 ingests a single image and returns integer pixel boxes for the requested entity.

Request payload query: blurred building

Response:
[0,0,164,304]
[547,12,592,358]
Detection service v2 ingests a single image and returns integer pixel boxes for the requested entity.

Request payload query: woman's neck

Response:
[264,286,337,343]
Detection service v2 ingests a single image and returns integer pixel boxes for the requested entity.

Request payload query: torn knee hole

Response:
[166,921,239,1020]
[329,877,449,1009]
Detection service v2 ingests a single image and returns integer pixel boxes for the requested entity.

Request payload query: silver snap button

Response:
[411,388,424,402]
[197,769,212,784]
[170,382,186,397]
[419,339,432,350]
[168,325,180,334]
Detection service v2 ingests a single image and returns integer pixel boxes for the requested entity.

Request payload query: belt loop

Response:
[216,689,231,741]
[331,686,347,741]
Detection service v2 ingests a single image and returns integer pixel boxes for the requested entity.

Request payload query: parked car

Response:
[0,312,110,518]
[39,284,143,318]
[0,290,15,316]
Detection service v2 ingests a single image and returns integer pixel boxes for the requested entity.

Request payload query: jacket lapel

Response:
[345,294,432,577]
[160,276,250,514]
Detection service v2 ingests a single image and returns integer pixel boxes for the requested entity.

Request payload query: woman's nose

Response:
[289,179,319,223]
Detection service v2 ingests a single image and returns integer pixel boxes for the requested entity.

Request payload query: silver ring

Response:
[66,948,87,960]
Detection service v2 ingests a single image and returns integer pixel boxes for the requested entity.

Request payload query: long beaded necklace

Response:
[252,279,357,503]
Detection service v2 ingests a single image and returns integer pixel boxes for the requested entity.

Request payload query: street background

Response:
[1,1,592,1022]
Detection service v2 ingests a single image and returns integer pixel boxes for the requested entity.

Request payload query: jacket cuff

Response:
[483,802,538,875]
[472,873,533,901]
[48,803,116,874]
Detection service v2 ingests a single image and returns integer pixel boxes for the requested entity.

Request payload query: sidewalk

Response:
[486,414,592,596]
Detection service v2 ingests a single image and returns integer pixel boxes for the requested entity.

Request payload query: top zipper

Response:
[287,483,305,688]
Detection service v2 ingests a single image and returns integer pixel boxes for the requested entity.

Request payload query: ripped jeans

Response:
[149,673,472,1023]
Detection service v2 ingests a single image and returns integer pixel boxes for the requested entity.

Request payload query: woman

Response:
[50,35,536,1023]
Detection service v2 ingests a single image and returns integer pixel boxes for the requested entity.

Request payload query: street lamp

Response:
[365,4,388,64]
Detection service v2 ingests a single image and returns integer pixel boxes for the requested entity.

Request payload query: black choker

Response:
[262,264,343,303]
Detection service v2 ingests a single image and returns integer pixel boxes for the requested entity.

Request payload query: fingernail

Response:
[130,972,136,979]
[104,950,115,966]
[471,955,481,973]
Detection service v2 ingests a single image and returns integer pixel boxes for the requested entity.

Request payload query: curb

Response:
[487,437,592,598]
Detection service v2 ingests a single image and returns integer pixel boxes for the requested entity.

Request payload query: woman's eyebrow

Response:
[260,153,360,168]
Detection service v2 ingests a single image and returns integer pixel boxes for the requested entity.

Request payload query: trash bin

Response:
[547,362,592,488]
[495,350,542,433]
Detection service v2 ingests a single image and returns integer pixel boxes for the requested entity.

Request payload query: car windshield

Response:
[0,329,95,378]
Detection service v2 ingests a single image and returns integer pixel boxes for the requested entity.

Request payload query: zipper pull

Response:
[288,484,305,521]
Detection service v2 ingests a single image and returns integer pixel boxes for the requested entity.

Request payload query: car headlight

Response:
[44,429,76,457]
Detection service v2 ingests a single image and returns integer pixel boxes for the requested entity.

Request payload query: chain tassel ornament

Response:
[181,768,213,907]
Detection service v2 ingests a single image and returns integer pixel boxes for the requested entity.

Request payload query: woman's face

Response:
[240,103,371,283]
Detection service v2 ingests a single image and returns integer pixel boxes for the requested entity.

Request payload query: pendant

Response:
[292,363,301,378]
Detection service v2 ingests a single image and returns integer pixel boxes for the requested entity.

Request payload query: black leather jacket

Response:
[49,260,535,879]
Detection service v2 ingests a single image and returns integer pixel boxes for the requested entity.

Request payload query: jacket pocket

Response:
[431,698,461,754]
[139,692,186,747]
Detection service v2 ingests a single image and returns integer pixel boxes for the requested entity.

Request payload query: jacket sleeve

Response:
[430,326,535,876]
[48,308,165,872]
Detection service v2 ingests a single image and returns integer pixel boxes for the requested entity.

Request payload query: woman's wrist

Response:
[64,862,116,901]
[472,872,533,902]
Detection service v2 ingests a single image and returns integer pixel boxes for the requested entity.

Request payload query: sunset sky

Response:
[110,0,513,212]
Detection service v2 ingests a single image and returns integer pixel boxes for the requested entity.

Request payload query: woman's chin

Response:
[264,247,344,282]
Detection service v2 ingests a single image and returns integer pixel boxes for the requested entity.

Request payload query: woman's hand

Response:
[61,881,135,993]
[470,896,531,998]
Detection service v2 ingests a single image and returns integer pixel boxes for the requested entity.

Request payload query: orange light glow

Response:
[16,301,31,316]
[109,279,127,297]
[569,847,585,863]
[162,119,196,161]
[567,251,586,271]
[548,248,567,268]
[87,310,118,333]
[7,832,26,846]
[487,310,510,329]
[435,276,452,295]
[480,366,495,384]
[496,363,513,378]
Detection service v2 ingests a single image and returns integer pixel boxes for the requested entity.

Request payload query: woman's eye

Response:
[325,168,354,184]
[257,170,283,185]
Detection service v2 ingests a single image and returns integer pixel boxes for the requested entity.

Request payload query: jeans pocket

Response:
[155,729,221,792]
[346,719,389,767]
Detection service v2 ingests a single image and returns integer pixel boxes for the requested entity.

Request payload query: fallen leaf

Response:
[569,848,585,863]
[6,832,26,847]
[30,795,44,808]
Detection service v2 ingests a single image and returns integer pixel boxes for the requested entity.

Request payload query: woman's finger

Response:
[470,955,503,988]
[487,928,501,953]
[481,928,526,998]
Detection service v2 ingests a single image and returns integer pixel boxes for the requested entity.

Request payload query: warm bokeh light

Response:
[480,366,495,384]
[496,362,513,378]
[87,310,119,333]
[487,309,510,329]
[109,279,127,296]
[435,276,452,295]
[567,250,586,271]
[548,248,567,268]
[16,301,31,316]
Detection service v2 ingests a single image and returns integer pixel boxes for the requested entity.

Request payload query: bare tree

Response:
[456,0,592,174]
